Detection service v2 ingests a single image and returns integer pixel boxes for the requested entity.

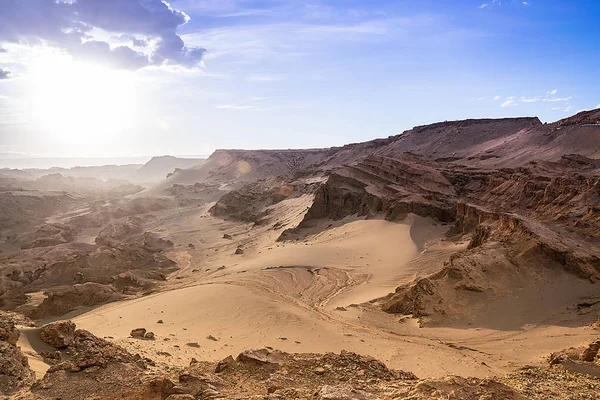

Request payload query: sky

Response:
[0,0,599,161]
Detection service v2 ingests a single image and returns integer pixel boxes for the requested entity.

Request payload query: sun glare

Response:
[28,51,138,155]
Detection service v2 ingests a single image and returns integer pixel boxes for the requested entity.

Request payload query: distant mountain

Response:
[131,155,205,184]
[0,156,151,170]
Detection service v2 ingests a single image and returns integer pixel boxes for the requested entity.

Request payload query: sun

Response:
[28,50,138,156]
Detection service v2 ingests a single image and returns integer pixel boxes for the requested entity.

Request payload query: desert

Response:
[2,1,600,398]
[1,109,599,399]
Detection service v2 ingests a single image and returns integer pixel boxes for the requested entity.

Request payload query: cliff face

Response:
[289,144,600,326]
[208,178,306,225]
[300,154,457,225]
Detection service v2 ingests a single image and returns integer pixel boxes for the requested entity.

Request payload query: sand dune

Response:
[71,210,599,379]
[73,215,475,377]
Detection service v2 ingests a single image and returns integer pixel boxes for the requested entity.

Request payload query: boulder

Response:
[236,349,284,365]
[130,328,147,338]
[581,340,600,362]
[40,320,76,348]
[215,355,235,373]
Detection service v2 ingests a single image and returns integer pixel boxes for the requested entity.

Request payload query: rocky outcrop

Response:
[0,241,177,317]
[383,201,600,325]
[0,312,35,395]
[296,154,457,229]
[210,179,292,224]
[40,320,76,348]
[31,283,123,319]
[26,321,151,399]
[0,190,78,231]
[455,203,600,279]
[0,312,22,346]
[10,324,600,400]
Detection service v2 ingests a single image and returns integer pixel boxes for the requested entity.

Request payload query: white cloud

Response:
[499,91,572,109]
[493,95,502,100]
[0,0,206,70]
[501,99,517,107]
[520,97,540,103]
[481,1,529,9]
[596,104,600,109]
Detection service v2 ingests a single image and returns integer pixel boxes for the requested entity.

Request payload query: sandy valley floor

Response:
[61,200,600,379]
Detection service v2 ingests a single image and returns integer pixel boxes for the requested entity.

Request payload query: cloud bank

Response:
[0,0,206,70]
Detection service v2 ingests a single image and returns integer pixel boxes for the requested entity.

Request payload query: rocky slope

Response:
[146,149,332,195]
[0,195,180,318]
[265,111,600,326]
[5,316,600,399]
[208,176,320,225]
[0,311,35,395]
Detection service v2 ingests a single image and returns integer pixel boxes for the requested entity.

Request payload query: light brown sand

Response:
[17,327,53,379]
[68,202,600,379]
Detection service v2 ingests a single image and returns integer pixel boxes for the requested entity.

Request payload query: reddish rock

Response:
[40,320,76,348]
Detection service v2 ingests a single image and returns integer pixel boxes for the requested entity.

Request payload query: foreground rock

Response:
[5,320,600,400]
[0,312,35,395]
[28,320,150,400]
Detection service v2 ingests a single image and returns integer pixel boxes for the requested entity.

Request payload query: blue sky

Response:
[0,0,599,159]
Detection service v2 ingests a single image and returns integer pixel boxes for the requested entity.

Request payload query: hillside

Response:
[131,155,205,183]
[145,149,331,194]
